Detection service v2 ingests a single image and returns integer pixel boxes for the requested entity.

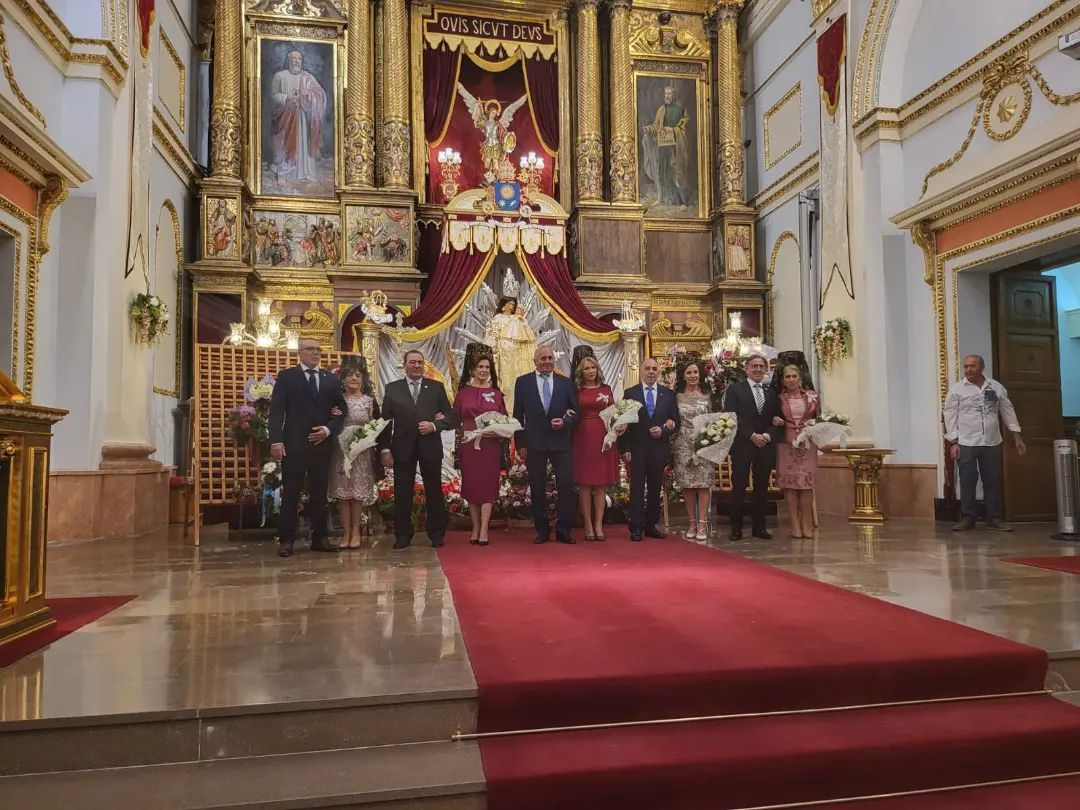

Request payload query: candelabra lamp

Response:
[518,151,545,198]
[437,148,463,202]
[226,300,299,350]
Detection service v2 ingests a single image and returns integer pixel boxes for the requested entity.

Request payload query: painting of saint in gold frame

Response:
[257,38,339,197]
[636,74,706,219]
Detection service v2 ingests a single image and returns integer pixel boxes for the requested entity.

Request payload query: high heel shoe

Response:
[478,537,490,546]
[697,521,710,541]
[469,536,481,545]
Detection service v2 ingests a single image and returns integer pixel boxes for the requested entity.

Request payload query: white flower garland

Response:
[812,317,852,370]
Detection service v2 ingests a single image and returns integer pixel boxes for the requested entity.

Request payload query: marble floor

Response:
[2,516,1079,724]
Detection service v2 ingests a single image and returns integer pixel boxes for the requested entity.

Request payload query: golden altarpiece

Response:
[190,0,768,362]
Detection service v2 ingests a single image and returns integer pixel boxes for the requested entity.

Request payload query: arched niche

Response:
[153,200,182,397]
[767,232,802,351]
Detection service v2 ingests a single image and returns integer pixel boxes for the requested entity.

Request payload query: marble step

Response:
[0,740,485,810]
[0,692,475,776]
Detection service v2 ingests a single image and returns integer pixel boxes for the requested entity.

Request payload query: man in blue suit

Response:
[619,357,680,541]
[513,346,580,544]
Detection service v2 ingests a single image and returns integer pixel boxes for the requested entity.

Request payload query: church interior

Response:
[1,0,1080,806]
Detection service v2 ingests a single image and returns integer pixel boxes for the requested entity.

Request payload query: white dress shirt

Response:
[943,377,1021,447]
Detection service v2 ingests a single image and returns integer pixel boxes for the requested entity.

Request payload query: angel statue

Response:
[456,83,528,180]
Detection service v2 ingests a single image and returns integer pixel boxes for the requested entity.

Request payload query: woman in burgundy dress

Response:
[454,354,505,546]
[573,355,620,541]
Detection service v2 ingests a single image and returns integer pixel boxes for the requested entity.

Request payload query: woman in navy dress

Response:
[454,354,505,546]
[572,355,620,541]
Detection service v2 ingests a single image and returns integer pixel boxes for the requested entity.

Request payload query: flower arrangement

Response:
[463,411,522,449]
[129,293,169,346]
[376,468,470,524]
[812,318,853,370]
[260,460,283,524]
[600,398,641,451]
[818,409,850,425]
[245,375,275,403]
[691,411,738,466]
[339,417,390,474]
[227,404,269,445]
[795,409,852,449]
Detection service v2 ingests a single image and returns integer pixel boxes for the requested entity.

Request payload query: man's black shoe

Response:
[393,538,412,549]
[752,529,773,540]
[728,531,743,542]
[630,533,643,542]
[644,526,666,539]
[556,533,575,544]
[278,541,294,557]
[534,534,549,544]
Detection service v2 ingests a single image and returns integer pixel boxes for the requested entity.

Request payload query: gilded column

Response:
[380,0,411,189]
[575,0,603,202]
[607,0,637,202]
[344,0,376,187]
[209,0,242,178]
[711,0,746,208]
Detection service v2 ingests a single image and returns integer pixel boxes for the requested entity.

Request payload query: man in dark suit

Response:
[378,349,455,549]
[268,338,347,557]
[513,346,579,544]
[619,357,680,541]
[725,354,783,542]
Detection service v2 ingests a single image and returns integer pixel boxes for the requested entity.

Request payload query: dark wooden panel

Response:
[581,219,642,275]
[645,231,711,284]
[993,272,1060,522]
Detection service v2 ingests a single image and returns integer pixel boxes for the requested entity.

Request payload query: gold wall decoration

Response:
[154,200,184,399]
[158,28,186,131]
[0,11,47,128]
[628,9,709,60]
[0,222,22,382]
[725,223,754,280]
[36,175,67,258]
[422,8,557,60]
[609,0,638,202]
[251,209,341,268]
[921,49,1080,196]
[811,0,834,18]
[763,83,802,170]
[0,194,39,397]
[204,197,241,260]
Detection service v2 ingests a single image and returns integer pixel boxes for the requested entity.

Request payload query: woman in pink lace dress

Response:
[329,364,380,549]
[773,365,819,539]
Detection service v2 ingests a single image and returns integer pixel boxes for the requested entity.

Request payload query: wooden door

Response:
[992,270,1061,521]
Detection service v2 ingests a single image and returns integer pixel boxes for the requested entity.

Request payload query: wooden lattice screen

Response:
[193,344,346,505]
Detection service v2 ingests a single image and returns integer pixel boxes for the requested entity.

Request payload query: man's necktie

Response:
[646,387,655,418]
[306,369,319,397]
[410,380,420,404]
[753,383,764,414]
[541,374,551,412]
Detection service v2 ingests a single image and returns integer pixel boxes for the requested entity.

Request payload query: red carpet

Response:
[1002,555,1080,575]
[437,529,1080,808]
[0,596,134,668]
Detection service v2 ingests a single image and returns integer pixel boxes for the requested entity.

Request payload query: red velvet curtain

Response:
[817,15,846,117]
[404,245,490,330]
[521,251,615,336]
[424,44,461,143]
[523,55,559,154]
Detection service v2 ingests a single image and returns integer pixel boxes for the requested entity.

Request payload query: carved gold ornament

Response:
[379,120,412,189]
[982,79,1031,143]
[628,11,709,60]
[576,135,603,201]
[0,11,47,128]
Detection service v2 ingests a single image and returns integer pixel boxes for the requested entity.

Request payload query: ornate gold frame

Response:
[247,20,344,198]
[763,83,802,171]
[153,199,184,399]
[632,64,711,222]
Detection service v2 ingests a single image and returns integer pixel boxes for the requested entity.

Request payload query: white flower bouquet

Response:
[794,410,852,449]
[129,292,169,346]
[692,412,738,466]
[462,411,522,450]
[812,317,853,370]
[600,398,641,451]
[339,417,390,475]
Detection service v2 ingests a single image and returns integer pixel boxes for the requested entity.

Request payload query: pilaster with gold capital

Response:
[359,319,382,390]
[607,0,637,203]
[345,0,376,188]
[574,0,603,203]
[380,0,412,190]
[620,329,644,387]
[209,0,242,179]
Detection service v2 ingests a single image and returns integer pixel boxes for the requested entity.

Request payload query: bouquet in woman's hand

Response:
[340,418,390,474]
[794,409,851,449]
[692,412,738,466]
[463,411,522,450]
[600,398,641,451]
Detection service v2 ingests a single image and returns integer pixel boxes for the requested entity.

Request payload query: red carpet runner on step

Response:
[437,529,1080,809]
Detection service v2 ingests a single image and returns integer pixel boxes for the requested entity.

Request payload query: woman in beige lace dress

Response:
[773,364,820,539]
[671,360,715,540]
[329,364,380,548]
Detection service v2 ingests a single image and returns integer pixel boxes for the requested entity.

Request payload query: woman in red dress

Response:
[572,355,620,541]
[454,354,505,546]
